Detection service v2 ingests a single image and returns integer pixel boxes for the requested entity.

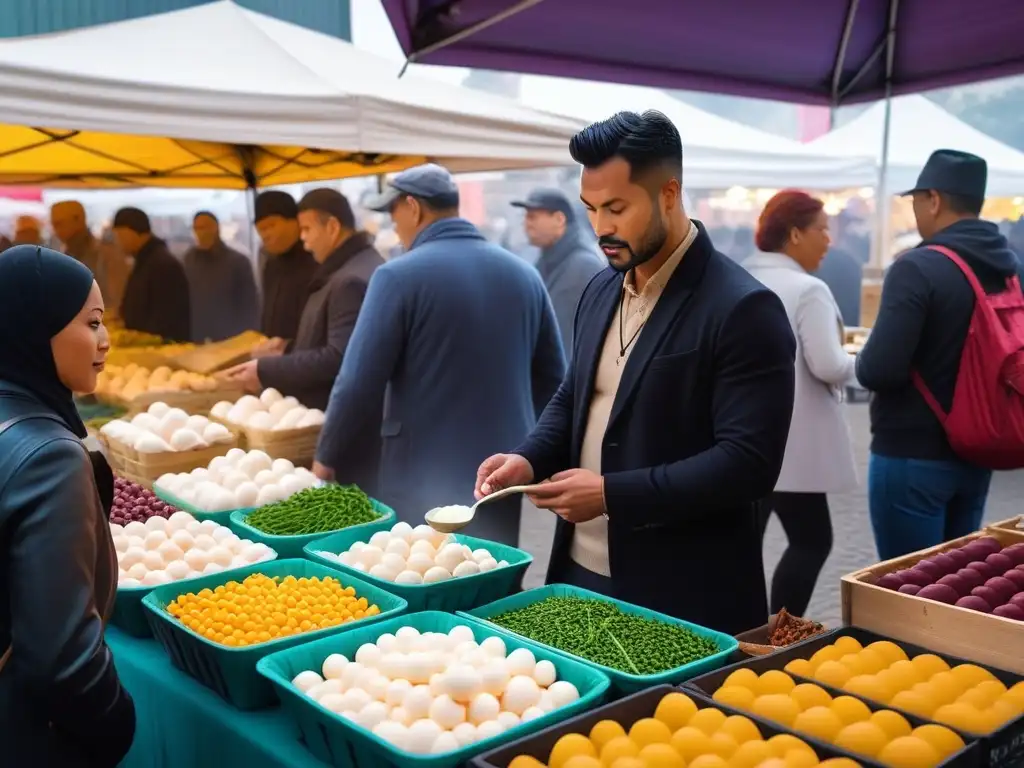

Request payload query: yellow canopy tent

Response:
[0,2,581,189]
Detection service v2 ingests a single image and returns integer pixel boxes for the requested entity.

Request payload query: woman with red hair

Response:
[745,190,858,616]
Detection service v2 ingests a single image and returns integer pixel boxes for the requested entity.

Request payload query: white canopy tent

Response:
[808,95,1024,198]
[517,75,877,190]
[0,1,586,187]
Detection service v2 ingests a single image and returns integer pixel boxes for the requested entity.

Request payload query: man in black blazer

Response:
[475,110,797,634]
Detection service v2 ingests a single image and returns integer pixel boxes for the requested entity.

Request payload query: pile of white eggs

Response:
[100,402,234,454]
[155,449,319,512]
[114,511,275,587]
[291,624,580,754]
[211,388,325,432]
[313,522,510,585]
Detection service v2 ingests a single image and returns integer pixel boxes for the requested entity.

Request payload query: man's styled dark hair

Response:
[941,192,984,217]
[193,210,218,224]
[569,110,683,186]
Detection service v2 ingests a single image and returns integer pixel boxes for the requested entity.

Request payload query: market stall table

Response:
[107,628,328,768]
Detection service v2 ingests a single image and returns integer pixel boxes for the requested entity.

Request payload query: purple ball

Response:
[917,583,960,605]
[898,583,922,596]
[957,568,985,589]
[876,573,904,591]
[1002,570,1024,591]
[986,552,1014,573]
[975,536,1004,555]
[992,603,1024,621]
[967,560,998,580]
[984,576,1017,604]
[946,548,972,568]
[972,585,1003,607]
[912,560,944,580]
[955,595,993,613]
[1009,592,1024,609]
[936,573,969,596]
[899,568,934,587]
[931,552,958,574]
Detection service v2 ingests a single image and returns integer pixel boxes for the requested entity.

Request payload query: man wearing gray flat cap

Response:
[314,164,565,545]
[512,188,603,356]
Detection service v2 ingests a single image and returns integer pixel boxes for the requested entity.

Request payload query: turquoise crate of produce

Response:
[154,484,256,524]
[229,486,395,558]
[111,549,279,637]
[460,584,738,695]
[256,610,610,768]
[304,527,532,612]
[142,558,407,710]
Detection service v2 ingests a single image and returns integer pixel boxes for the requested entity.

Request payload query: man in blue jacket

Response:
[314,165,565,545]
[513,188,603,357]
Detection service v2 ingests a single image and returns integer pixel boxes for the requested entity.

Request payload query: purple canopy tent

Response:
[382,0,1024,105]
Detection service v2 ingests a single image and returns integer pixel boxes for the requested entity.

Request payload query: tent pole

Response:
[405,0,545,64]
[871,0,900,269]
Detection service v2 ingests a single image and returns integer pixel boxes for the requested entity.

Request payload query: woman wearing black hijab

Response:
[0,246,135,766]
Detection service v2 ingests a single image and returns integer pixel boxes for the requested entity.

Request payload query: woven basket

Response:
[100,433,238,488]
[208,414,320,467]
[112,384,245,416]
[168,331,268,375]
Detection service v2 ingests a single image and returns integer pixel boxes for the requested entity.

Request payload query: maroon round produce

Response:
[955,595,993,613]
[984,576,1017,604]
[898,569,934,588]
[916,583,960,605]
[110,476,180,523]
[1009,593,1024,609]
[1002,570,1024,590]
[1004,544,1024,566]
[992,603,1024,621]
[936,573,969,596]
[930,552,958,573]
[975,536,1003,555]
[912,560,943,580]
[875,573,904,591]
[898,583,922,595]
[985,552,1014,573]
[956,567,985,590]
[966,560,997,580]
[971,585,1003,607]
[945,548,972,568]
[961,542,992,562]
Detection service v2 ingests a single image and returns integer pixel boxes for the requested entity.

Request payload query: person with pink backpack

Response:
[857,149,1024,560]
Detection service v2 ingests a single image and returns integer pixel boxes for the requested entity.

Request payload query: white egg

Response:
[372,721,409,749]
[536,692,556,712]
[435,543,468,574]
[395,570,424,585]
[296,408,325,428]
[476,636,504,659]
[341,688,372,713]
[475,720,505,741]
[505,648,536,677]
[502,675,541,716]
[268,457,294,476]
[405,719,442,755]
[310,679,344,701]
[165,560,191,580]
[120,547,146,569]
[158,411,189,439]
[224,447,247,464]
[256,484,287,506]
[429,672,446,697]
[390,521,414,540]
[143,515,167,532]
[318,693,347,714]
[522,706,547,723]
[154,473,179,491]
[478,661,510,697]
[141,570,170,586]
[229,556,248,569]
[410,525,435,543]
[320,653,349,680]
[357,545,384,569]
[184,549,209,571]
[147,402,171,418]
[185,414,210,433]
[202,422,233,445]
[478,557,499,572]
[546,681,580,707]
[259,387,283,405]
[357,701,391,730]
[354,643,382,669]
[131,412,161,432]
[368,563,397,582]
[497,560,510,568]
[112,535,129,553]
[384,678,412,707]
[467,692,501,725]
[369,531,391,550]
[292,671,324,692]
[405,553,434,576]
[448,625,476,645]
[205,546,232,567]
[119,577,141,588]
[127,536,145,550]
[141,550,165,570]
[496,711,521,730]
[452,560,481,579]
[210,401,233,419]
[430,732,460,755]
[218,471,248,492]
[127,562,148,580]
[380,552,406,573]
[274,407,307,430]
[443,664,482,703]
[166,510,194,529]
[402,685,434,719]
[244,543,273,563]
[423,566,451,584]
[408,540,437,560]
[246,411,275,431]
[268,397,299,419]
[451,722,478,746]
[384,539,411,559]
[532,659,557,687]
[376,632,398,653]
[235,394,261,411]
[277,474,306,498]
[123,520,147,537]
[367,675,390,701]
[168,531,193,553]
[234,482,260,508]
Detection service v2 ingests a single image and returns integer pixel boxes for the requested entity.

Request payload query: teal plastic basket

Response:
[142,558,407,710]
[153,484,256,524]
[110,550,279,637]
[304,531,532,612]
[229,498,395,558]
[256,610,610,768]
[460,584,739,695]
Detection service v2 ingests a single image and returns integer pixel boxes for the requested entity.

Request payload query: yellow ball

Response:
[636,743,685,768]
[790,683,834,712]
[654,691,698,731]
[548,733,597,768]
[877,736,942,768]
[833,721,889,758]
[911,724,966,759]
[751,694,801,727]
[714,685,757,711]
[869,709,913,740]
[588,720,626,753]
[757,670,797,696]
[724,668,761,691]
[829,695,873,725]
[627,718,673,749]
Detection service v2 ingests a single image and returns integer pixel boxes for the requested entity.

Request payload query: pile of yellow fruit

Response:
[506,691,862,768]
[783,636,1024,734]
[713,666,964,767]
[97,363,219,400]
[166,573,380,647]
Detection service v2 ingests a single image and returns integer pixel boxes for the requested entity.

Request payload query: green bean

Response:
[243,485,380,536]
[489,596,722,675]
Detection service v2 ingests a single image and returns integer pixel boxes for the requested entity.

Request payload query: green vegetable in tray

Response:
[489,595,721,675]
[243,484,380,536]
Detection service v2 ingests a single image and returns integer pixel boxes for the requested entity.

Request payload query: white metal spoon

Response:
[424,484,544,533]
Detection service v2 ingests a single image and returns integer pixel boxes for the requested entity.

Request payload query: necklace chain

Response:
[618,287,647,360]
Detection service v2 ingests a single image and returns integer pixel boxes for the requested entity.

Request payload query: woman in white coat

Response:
[745,190,859,616]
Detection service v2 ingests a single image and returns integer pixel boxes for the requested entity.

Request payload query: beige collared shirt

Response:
[570,223,698,576]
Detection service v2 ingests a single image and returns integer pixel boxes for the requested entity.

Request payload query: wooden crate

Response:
[99,433,238,488]
[113,384,245,416]
[987,516,1024,539]
[168,331,267,375]
[841,528,1024,674]
[207,414,319,467]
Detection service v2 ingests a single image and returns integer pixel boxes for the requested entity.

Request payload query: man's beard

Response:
[599,215,668,273]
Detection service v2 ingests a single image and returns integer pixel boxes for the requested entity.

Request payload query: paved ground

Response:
[516,402,1024,627]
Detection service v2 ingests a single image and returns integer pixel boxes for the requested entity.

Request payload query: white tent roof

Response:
[517,76,876,190]
[809,95,1024,197]
[0,0,585,176]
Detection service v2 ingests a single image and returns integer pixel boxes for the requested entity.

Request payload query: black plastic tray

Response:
[686,626,1022,768]
[470,683,895,768]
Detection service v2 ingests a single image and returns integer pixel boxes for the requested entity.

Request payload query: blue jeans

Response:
[868,453,992,561]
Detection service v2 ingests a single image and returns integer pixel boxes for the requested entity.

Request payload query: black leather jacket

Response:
[0,383,135,767]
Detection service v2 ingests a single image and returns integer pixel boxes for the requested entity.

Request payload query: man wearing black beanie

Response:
[253,190,316,348]
[113,207,191,342]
